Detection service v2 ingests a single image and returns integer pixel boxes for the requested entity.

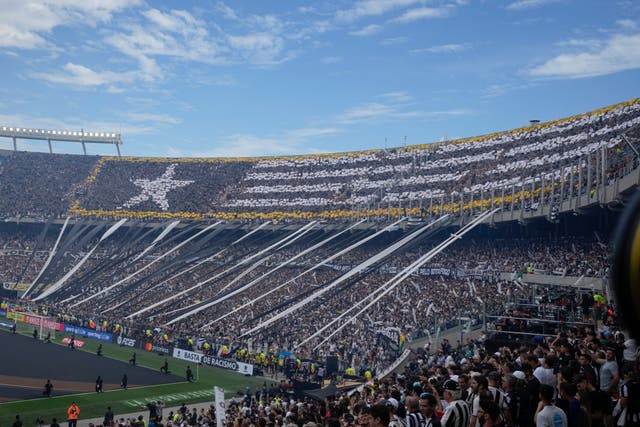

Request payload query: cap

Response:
[442,379,459,391]
[386,398,399,409]
[513,371,525,381]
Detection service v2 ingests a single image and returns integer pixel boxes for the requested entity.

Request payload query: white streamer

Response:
[34,219,128,301]
[71,221,221,307]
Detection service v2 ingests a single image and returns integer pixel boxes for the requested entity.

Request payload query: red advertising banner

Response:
[61,337,86,348]
[23,314,64,331]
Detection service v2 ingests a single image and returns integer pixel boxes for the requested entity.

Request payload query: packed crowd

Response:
[0,211,613,386]
[42,306,639,427]
[174,296,639,427]
[0,100,638,221]
[231,99,640,216]
[0,150,98,219]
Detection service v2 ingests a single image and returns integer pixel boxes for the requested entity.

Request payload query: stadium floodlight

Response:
[0,124,123,155]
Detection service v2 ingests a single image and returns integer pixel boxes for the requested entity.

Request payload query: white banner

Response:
[173,347,203,363]
[214,386,226,427]
[173,348,254,375]
[237,361,254,376]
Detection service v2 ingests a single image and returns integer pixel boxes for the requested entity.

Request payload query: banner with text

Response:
[23,314,64,331]
[143,342,173,355]
[116,335,137,347]
[172,348,254,375]
[63,324,113,342]
[201,354,254,376]
[173,347,203,363]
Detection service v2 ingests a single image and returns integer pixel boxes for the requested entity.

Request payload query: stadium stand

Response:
[0,99,639,426]
[0,98,635,221]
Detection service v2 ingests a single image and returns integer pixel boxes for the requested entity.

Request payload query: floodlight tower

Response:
[0,126,122,156]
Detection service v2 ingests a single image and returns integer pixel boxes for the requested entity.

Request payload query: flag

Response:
[214,386,226,427]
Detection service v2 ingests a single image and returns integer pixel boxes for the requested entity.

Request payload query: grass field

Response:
[0,323,272,426]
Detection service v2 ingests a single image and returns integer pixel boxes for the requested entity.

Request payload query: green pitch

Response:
[0,326,273,426]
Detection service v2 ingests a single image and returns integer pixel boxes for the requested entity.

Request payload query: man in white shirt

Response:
[533,355,557,389]
[534,384,567,427]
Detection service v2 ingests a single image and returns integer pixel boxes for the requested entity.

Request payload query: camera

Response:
[612,191,640,338]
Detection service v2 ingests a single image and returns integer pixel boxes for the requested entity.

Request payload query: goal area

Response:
[11,312,61,340]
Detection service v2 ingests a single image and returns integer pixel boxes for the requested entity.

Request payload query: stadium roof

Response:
[0,126,121,144]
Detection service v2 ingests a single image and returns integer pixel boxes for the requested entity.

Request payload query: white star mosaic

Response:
[118,164,194,211]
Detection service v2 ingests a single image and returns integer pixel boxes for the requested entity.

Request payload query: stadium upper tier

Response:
[1,98,639,220]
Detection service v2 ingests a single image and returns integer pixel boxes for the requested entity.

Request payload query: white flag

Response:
[215,386,226,427]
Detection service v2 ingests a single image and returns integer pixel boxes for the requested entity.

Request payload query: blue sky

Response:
[0,0,639,157]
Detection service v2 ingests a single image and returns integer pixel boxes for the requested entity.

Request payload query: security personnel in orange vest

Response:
[67,401,80,427]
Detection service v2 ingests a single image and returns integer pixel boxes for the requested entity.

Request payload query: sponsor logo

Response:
[239,363,253,375]
[143,342,172,354]
[61,324,111,341]
[117,336,136,347]
[88,330,113,342]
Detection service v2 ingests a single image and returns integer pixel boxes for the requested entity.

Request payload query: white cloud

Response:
[338,100,470,123]
[286,128,342,138]
[0,0,140,49]
[339,103,397,123]
[188,73,238,87]
[107,8,293,68]
[554,38,602,48]
[31,63,137,87]
[380,36,409,45]
[349,24,383,37]
[215,2,240,21]
[617,19,637,30]
[128,112,182,125]
[289,20,334,40]
[506,0,560,10]
[336,0,421,23]
[380,91,412,102]
[143,9,200,33]
[390,7,449,23]
[105,10,225,65]
[227,33,289,65]
[321,56,341,64]
[197,134,315,157]
[411,43,467,54]
[185,126,341,157]
[394,109,471,118]
[531,33,640,78]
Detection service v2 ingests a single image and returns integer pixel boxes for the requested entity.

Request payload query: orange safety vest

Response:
[67,404,80,420]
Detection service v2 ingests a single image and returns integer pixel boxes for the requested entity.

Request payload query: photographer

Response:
[66,402,80,427]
